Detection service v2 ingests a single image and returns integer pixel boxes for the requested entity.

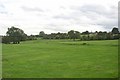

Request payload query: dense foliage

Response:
[38,27,120,41]
[1,26,120,44]
[2,27,27,44]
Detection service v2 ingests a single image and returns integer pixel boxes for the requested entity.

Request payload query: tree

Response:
[112,27,119,34]
[2,36,10,44]
[111,27,120,39]
[39,31,45,38]
[68,30,80,41]
[81,31,90,40]
[27,35,37,40]
[6,26,27,44]
[82,31,89,35]
[97,31,107,40]
[68,30,75,40]
[106,32,113,40]
[74,31,80,39]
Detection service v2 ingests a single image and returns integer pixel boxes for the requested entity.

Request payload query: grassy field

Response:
[2,40,118,78]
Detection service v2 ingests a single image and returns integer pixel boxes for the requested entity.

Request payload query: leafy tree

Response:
[68,30,75,40]
[60,33,69,39]
[82,31,89,35]
[39,31,45,38]
[27,35,37,40]
[97,31,107,40]
[111,27,120,39]
[112,27,119,34]
[68,30,80,41]
[106,32,113,40]
[2,36,10,44]
[6,26,27,44]
[74,31,80,39]
[81,31,90,40]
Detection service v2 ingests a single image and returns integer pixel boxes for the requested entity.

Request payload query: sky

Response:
[0,0,119,35]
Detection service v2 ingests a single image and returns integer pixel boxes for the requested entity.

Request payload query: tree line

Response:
[1,26,120,44]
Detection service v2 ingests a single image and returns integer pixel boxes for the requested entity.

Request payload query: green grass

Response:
[2,40,118,78]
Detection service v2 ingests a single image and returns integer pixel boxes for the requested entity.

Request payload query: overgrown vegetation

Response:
[1,26,120,44]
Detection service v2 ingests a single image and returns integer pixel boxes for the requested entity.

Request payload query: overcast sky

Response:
[0,0,119,35]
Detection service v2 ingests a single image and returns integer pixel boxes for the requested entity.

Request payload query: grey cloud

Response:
[43,24,68,32]
[69,4,116,20]
[21,6,44,12]
[53,15,73,20]
[60,6,66,9]
[78,4,117,19]
[0,11,8,14]
[53,4,117,31]
[0,4,8,14]
[0,4,5,8]
[79,4,107,15]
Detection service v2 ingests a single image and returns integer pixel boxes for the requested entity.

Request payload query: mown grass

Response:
[2,40,118,78]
